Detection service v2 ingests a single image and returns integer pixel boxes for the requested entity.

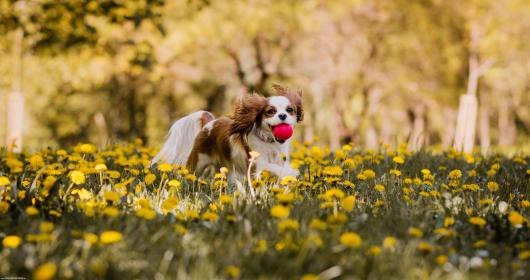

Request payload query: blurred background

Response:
[1,0,529,152]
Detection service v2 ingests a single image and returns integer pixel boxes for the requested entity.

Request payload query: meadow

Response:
[0,141,529,279]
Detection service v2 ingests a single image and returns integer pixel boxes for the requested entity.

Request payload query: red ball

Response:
[273,123,293,141]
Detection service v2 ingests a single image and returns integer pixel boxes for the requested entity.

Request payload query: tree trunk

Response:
[498,99,516,146]
[454,23,494,154]
[479,104,490,154]
[441,108,456,149]
[6,29,24,153]
[94,112,109,148]
[408,104,426,151]
[453,94,478,153]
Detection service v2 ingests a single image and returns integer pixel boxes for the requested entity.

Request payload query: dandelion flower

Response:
[408,227,423,238]
[99,230,123,244]
[487,182,499,192]
[309,219,327,231]
[26,206,39,216]
[0,176,11,186]
[144,174,156,185]
[374,184,385,192]
[448,169,462,179]
[436,255,448,265]
[95,163,107,171]
[157,163,173,173]
[69,170,85,185]
[393,156,405,164]
[270,205,290,219]
[469,217,487,227]
[39,222,54,233]
[83,233,98,244]
[508,211,525,227]
[382,236,397,249]
[340,232,362,248]
[417,242,433,253]
[2,235,22,248]
[225,265,241,278]
[33,262,57,280]
[341,196,356,212]
[444,217,455,227]
[369,245,382,255]
[168,179,182,189]
[301,274,319,280]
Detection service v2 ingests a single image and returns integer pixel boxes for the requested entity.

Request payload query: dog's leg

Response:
[255,159,299,178]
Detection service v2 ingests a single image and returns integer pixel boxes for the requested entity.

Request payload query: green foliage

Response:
[0,0,529,149]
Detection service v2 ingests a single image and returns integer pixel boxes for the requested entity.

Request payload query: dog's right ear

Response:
[230,93,269,134]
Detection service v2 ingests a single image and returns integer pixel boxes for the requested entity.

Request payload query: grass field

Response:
[0,141,529,279]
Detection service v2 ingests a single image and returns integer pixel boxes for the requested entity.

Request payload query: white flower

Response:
[498,201,508,214]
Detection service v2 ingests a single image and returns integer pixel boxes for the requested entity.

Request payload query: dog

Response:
[151,84,303,181]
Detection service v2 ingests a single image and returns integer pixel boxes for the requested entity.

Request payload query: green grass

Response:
[0,143,529,279]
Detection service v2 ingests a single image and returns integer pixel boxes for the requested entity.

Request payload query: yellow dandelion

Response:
[95,163,107,171]
[278,219,300,233]
[39,222,54,233]
[83,233,98,244]
[341,196,356,212]
[408,227,423,238]
[340,232,363,248]
[26,206,39,216]
[144,173,156,185]
[369,245,382,255]
[157,163,173,172]
[2,235,22,248]
[270,205,290,219]
[393,156,405,164]
[436,255,448,265]
[487,181,499,192]
[0,176,10,186]
[469,217,487,227]
[69,170,85,185]
[382,236,397,249]
[448,169,462,179]
[301,274,319,280]
[417,242,433,253]
[99,230,123,244]
[226,265,241,278]
[374,184,385,192]
[444,217,455,227]
[201,211,219,222]
[33,262,57,280]
[508,211,525,227]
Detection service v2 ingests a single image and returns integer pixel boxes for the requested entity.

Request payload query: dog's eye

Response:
[267,109,276,115]
[286,107,294,113]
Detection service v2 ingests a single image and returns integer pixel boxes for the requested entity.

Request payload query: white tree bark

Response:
[6,29,24,153]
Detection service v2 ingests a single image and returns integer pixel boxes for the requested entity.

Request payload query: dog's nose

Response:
[279,113,287,121]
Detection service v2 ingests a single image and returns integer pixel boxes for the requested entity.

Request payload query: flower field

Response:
[1,141,529,279]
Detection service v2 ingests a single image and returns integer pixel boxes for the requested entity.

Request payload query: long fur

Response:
[230,94,269,135]
[153,85,303,180]
[151,111,214,165]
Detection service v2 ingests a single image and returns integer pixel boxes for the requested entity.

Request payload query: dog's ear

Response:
[272,84,304,123]
[230,93,269,134]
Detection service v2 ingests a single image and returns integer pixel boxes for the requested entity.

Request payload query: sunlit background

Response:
[1,0,529,152]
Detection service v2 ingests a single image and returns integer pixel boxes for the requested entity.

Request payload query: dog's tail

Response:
[151,111,214,166]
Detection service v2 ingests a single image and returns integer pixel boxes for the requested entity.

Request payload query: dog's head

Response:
[231,84,303,143]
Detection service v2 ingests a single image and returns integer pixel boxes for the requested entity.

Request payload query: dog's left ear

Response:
[231,93,269,134]
[272,84,304,122]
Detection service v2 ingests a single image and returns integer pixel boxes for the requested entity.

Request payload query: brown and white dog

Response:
[152,84,303,181]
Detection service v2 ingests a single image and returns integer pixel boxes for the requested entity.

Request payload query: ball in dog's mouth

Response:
[272,123,293,143]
